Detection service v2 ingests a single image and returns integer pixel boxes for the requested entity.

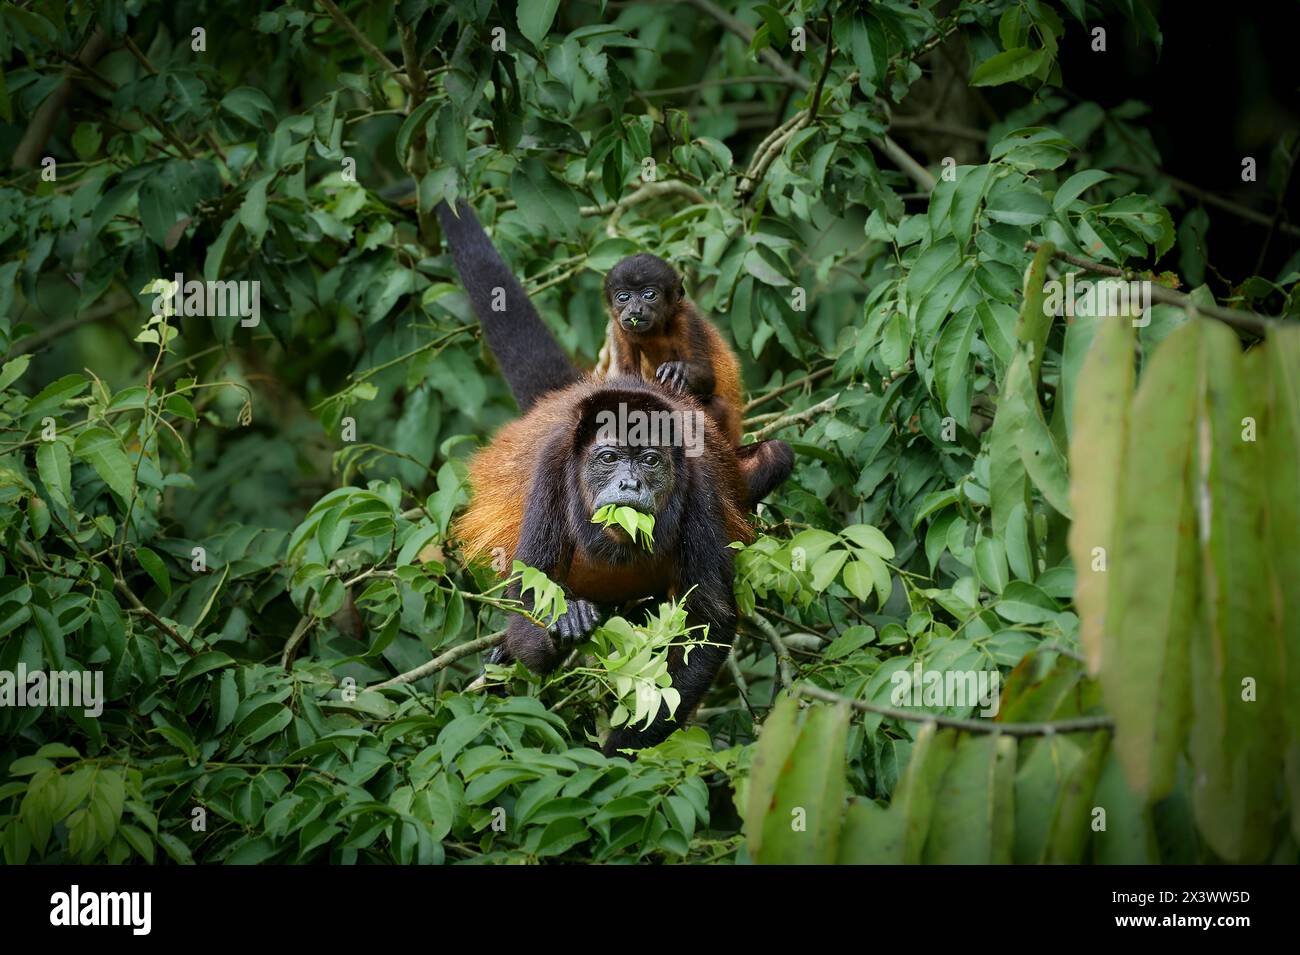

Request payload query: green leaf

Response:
[73,427,134,499]
[517,0,561,45]
[36,440,72,509]
[951,165,995,243]
[1004,349,1071,517]
[1258,329,1300,841]
[934,306,978,426]
[221,87,275,127]
[1054,169,1114,213]
[744,694,802,860]
[841,560,874,603]
[888,723,957,863]
[995,580,1058,624]
[975,537,1009,595]
[970,47,1048,87]
[510,158,580,237]
[24,374,89,419]
[985,187,1052,227]
[748,698,849,864]
[135,546,171,596]
[1102,320,1200,800]
[1067,317,1134,674]
[1187,323,1280,862]
[239,174,272,249]
[591,504,655,551]
[923,735,1016,863]
[395,97,438,165]
[177,651,236,683]
[1041,731,1109,863]
[0,354,31,391]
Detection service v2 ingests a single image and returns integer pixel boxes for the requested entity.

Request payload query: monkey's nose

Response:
[618,476,641,491]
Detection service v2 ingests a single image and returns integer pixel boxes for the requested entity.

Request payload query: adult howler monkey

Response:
[435,199,793,753]
[603,254,744,445]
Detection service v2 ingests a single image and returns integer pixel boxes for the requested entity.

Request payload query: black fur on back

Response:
[435,199,580,411]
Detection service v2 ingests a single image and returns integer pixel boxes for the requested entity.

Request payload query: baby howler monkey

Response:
[603,254,744,445]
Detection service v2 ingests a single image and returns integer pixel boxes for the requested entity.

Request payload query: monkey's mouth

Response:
[593,492,655,512]
[620,315,652,332]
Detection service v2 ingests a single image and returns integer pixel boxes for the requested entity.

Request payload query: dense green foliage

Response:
[1,0,1297,864]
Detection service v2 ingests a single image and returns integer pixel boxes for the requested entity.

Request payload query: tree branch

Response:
[749,614,795,690]
[678,0,936,193]
[315,0,412,92]
[12,28,110,167]
[1024,241,1282,338]
[742,366,833,413]
[1115,163,1300,239]
[748,392,839,441]
[793,682,1114,737]
[7,295,131,357]
[370,631,505,690]
[114,578,198,658]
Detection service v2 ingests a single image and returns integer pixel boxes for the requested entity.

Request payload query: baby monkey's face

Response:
[608,284,669,333]
[604,254,682,335]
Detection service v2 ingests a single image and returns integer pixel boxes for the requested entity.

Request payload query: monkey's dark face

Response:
[584,440,675,520]
[604,254,683,335]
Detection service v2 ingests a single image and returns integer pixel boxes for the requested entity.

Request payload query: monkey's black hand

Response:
[655,361,689,394]
[549,599,601,646]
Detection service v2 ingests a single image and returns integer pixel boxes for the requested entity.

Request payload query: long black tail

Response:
[435,199,579,411]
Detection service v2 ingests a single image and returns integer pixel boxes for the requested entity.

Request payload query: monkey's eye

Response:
[596,448,620,465]
[641,288,657,301]
[640,451,662,468]
[615,291,631,304]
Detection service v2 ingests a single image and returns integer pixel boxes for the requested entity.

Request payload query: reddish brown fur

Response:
[606,300,744,446]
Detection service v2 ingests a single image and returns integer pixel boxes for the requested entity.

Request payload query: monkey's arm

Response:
[653,307,717,398]
[655,355,715,398]
[497,445,603,673]
[496,449,571,672]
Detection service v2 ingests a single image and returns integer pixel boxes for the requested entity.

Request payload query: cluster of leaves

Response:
[590,503,655,551]
[1,0,1297,864]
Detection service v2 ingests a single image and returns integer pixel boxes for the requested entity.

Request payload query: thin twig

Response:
[1114,163,1300,239]
[742,366,833,413]
[601,180,709,236]
[124,35,226,162]
[279,595,317,670]
[749,614,795,690]
[725,653,756,720]
[793,682,1114,737]
[13,28,110,167]
[1024,241,1281,337]
[641,76,800,97]
[680,0,936,192]
[748,393,839,441]
[114,578,198,657]
[7,296,131,357]
[371,631,505,690]
[315,0,413,92]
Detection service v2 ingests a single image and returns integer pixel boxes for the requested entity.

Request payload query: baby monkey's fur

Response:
[604,254,743,445]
